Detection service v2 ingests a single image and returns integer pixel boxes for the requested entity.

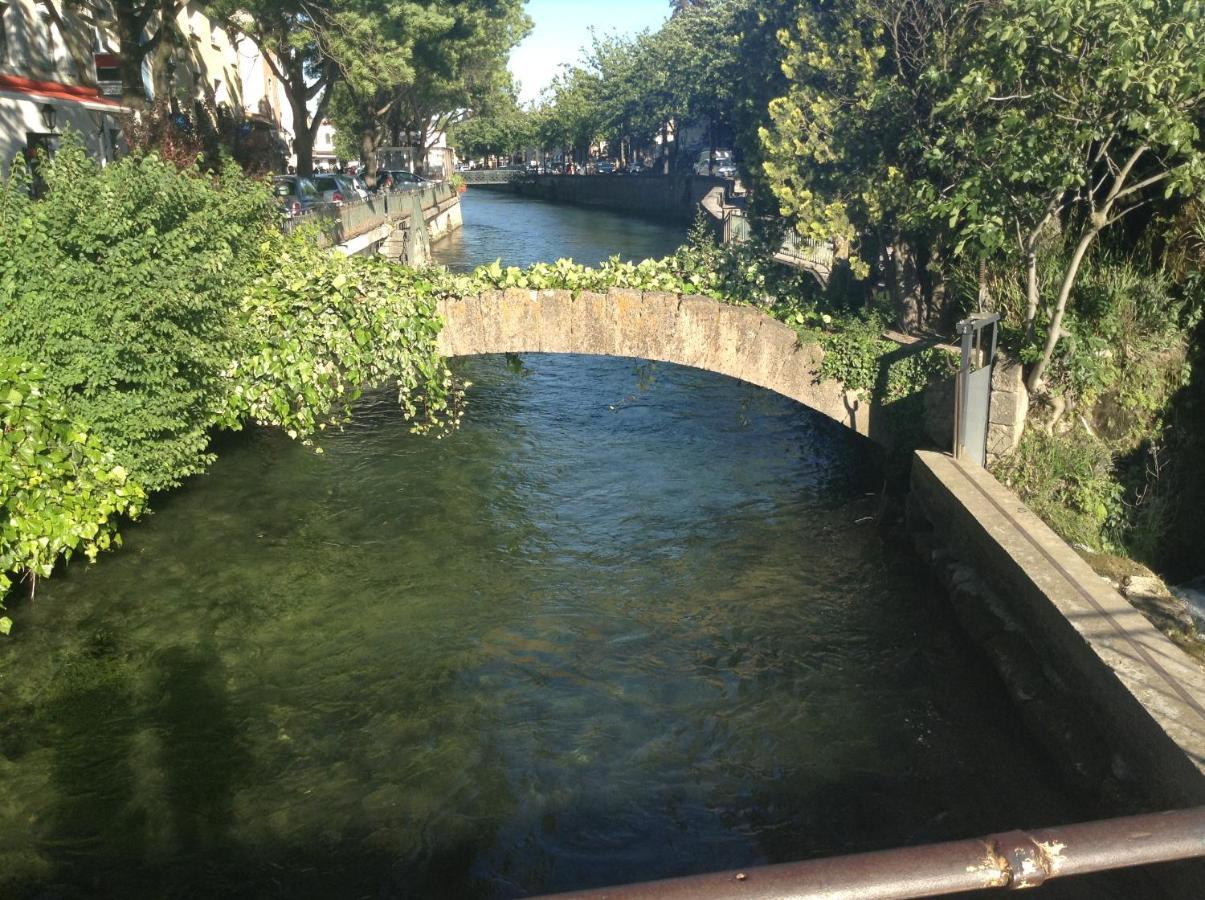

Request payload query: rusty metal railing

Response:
[535,806,1205,899]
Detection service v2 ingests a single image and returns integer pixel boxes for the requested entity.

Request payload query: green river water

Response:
[0,194,1121,898]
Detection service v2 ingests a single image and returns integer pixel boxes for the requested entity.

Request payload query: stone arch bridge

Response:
[436,288,995,451]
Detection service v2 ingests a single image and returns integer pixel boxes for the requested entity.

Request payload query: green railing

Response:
[282,182,457,247]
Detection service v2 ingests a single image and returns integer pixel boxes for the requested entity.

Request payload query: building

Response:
[314,119,338,169]
[0,1,294,173]
[0,1,126,169]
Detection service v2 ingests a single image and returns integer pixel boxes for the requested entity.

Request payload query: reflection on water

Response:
[431,189,687,272]
[1,356,1100,898]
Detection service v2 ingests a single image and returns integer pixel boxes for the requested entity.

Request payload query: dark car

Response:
[273,175,322,216]
[594,160,615,174]
[388,171,431,187]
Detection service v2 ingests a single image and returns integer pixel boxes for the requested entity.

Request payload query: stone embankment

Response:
[495,174,731,224]
[909,450,1205,814]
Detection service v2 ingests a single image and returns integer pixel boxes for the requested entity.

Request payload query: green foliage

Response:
[0,145,456,614]
[325,0,531,172]
[0,356,145,624]
[816,313,956,403]
[994,428,1124,552]
[226,232,461,441]
[0,139,276,492]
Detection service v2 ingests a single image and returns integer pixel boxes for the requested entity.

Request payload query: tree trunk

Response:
[889,238,923,333]
[1026,226,1100,393]
[1022,246,1040,343]
[293,111,315,176]
[361,127,379,187]
[114,7,150,105]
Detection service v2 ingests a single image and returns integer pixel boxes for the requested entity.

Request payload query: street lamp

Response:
[40,103,57,131]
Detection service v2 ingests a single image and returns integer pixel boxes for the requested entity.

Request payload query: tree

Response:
[56,0,188,106]
[327,0,529,179]
[446,86,531,163]
[760,1,999,328]
[390,0,530,173]
[213,0,419,175]
[939,0,1205,393]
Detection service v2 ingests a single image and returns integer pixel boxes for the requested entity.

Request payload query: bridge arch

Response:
[436,288,895,445]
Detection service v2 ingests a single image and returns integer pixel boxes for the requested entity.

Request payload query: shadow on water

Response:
[150,644,251,862]
[38,629,146,894]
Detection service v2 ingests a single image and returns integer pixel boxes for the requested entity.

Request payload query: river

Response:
[0,193,1117,898]
[432,186,687,271]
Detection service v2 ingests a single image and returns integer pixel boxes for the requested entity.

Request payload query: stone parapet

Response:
[910,449,1205,812]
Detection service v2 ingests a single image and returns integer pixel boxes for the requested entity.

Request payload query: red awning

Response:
[0,74,126,110]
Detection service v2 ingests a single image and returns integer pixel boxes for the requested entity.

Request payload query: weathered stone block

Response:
[497,289,540,353]
[569,292,618,357]
[675,296,726,371]
[535,290,574,354]
[474,290,508,353]
[991,352,1025,391]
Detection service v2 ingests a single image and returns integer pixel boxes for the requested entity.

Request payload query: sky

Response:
[508,0,671,105]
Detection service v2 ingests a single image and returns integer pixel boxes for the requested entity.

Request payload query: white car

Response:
[693,150,737,178]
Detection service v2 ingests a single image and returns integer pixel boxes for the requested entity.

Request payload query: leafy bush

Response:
[0,138,276,492]
[0,142,457,612]
[0,357,145,631]
[226,232,461,441]
[993,428,1124,552]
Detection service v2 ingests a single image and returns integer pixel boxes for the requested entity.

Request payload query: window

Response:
[0,4,8,65]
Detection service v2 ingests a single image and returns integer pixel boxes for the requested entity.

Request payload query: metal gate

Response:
[953,313,1000,466]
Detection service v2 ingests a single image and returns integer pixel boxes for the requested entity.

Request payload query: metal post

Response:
[534,806,1205,900]
[953,312,1000,466]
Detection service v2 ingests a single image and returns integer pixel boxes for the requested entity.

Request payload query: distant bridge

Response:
[459,169,528,185]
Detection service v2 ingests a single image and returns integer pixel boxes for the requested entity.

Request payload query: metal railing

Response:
[536,805,1205,899]
[280,181,456,247]
[722,208,835,274]
[459,168,528,185]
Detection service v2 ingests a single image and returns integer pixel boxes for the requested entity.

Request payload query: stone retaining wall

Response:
[909,450,1205,815]
[493,175,731,224]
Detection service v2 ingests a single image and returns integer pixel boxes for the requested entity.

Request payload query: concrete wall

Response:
[496,174,731,224]
[909,450,1205,813]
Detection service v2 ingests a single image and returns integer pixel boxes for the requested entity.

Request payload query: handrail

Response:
[280,181,455,247]
[534,806,1205,900]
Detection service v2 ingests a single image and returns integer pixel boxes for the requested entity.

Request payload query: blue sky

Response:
[509,0,671,105]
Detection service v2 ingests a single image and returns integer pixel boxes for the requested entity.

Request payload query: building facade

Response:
[0,1,125,168]
[0,1,294,173]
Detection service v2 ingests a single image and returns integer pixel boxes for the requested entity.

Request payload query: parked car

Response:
[594,159,615,174]
[386,170,433,188]
[310,173,364,205]
[693,149,737,178]
[273,175,322,216]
